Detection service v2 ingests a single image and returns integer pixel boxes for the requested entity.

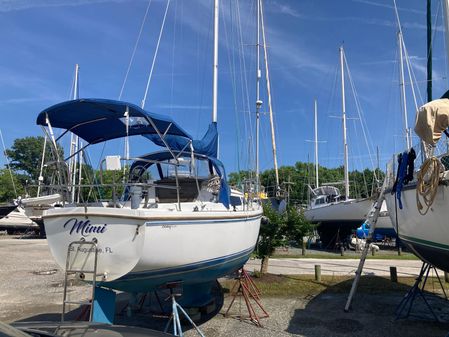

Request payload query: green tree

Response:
[257,203,287,274]
[228,170,252,186]
[0,169,25,202]
[285,206,315,255]
[6,136,63,179]
[256,203,314,274]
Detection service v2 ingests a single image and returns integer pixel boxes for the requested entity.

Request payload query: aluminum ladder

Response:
[62,238,99,322]
[344,181,387,312]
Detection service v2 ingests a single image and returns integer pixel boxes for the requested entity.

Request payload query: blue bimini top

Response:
[36,98,192,145]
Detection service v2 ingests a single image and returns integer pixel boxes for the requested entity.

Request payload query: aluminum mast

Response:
[340,47,350,199]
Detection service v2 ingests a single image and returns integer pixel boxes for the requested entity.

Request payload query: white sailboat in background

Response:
[38,0,262,314]
[0,206,39,234]
[304,47,374,246]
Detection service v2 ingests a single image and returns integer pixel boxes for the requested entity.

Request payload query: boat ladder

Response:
[344,181,387,312]
[61,238,99,322]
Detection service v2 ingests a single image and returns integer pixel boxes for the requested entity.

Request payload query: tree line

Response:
[228,163,385,205]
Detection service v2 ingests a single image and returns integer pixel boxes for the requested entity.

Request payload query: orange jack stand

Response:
[224,268,269,327]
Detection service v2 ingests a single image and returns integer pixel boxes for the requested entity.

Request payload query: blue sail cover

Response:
[129,151,230,208]
[36,99,192,145]
[144,122,218,158]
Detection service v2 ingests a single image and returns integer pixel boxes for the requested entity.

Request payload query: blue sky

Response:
[0,0,447,178]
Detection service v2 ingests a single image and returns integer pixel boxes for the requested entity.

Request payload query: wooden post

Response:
[445,272,449,283]
[397,246,402,256]
[371,246,375,256]
[340,246,345,256]
[390,266,398,283]
[302,240,306,256]
[315,265,321,282]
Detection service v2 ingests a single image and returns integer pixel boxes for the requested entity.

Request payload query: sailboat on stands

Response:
[39,0,262,311]
[384,0,449,272]
[0,204,17,220]
[304,47,377,247]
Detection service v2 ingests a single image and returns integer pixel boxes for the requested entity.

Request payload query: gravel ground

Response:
[1,236,449,336]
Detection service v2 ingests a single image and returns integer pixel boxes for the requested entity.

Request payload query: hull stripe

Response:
[115,246,255,282]
[400,234,449,252]
[146,215,262,226]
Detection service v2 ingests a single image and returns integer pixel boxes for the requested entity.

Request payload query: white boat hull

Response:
[0,207,38,232]
[304,198,373,223]
[385,180,449,272]
[43,206,262,292]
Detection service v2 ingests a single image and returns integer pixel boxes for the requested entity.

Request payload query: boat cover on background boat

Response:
[129,150,230,208]
[414,98,449,145]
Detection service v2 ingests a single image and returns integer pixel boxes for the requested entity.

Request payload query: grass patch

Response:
[220,274,448,298]
[271,252,419,260]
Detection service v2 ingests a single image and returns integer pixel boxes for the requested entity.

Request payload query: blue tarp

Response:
[129,151,230,208]
[144,122,218,158]
[36,99,192,145]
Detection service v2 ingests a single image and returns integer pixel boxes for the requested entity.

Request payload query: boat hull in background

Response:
[304,198,373,246]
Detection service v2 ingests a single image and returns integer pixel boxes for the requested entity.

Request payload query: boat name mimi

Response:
[63,218,108,237]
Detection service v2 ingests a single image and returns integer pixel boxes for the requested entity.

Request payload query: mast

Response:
[212,0,219,123]
[70,64,80,203]
[398,32,412,150]
[314,99,319,189]
[340,46,350,199]
[260,0,280,191]
[255,0,262,193]
[427,0,432,102]
[443,1,449,66]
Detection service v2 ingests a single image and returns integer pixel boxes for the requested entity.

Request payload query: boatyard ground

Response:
[1,237,449,336]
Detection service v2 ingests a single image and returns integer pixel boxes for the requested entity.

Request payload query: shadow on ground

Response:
[17,283,224,334]
[286,276,449,337]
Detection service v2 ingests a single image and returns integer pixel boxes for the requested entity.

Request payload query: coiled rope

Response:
[416,157,443,215]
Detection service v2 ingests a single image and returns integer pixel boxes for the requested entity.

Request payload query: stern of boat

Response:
[43,207,146,282]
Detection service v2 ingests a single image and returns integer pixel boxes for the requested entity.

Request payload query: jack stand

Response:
[396,262,445,321]
[224,268,269,327]
[163,282,205,337]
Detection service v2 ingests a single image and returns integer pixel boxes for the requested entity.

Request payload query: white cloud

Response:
[267,1,303,19]
[351,0,425,15]
[0,0,146,12]
[154,103,210,110]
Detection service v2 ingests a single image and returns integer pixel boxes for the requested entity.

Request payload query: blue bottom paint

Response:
[93,287,116,324]
[102,247,253,293]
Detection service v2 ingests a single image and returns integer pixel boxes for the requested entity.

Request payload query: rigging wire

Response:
[196,1,214,138]
[0,129,17,197]
[141,0,171,109]
[234,0,254,175]
[222,0,242,175]
[118,0,152,100]
[168,0,178,118]
[343,54,377,174]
